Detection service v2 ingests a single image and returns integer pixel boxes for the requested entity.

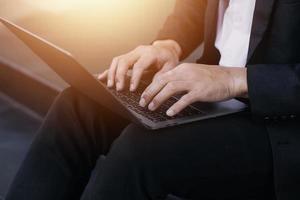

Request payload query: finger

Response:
[166,92,196,117]
[153,62,176,80]
[139,71,174,107]
[115,54,139,91]
[98,70,108,80]
[107,57,119,88]
[130,56,155,91]
[148,81,188,111]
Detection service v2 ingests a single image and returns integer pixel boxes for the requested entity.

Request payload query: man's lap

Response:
[56,87,274,198]
[83,110,274,199]
[6,88,274,199]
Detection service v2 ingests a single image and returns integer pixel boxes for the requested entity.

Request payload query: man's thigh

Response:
[109,112,274,199]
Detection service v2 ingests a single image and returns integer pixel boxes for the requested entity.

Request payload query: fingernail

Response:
[107,80,113,87]
[139,98,146,107]
[148,102,155,111]
[130,83,135,92]
[116,82,122,91]
[166,109,175,117]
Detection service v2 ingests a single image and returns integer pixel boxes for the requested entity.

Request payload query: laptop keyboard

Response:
[108,85,204,122]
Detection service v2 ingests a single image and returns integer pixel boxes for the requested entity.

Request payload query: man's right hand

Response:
[98,40,182,92]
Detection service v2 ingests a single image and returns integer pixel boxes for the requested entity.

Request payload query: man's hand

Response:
[98,40,182,91]
[139,63,248,117]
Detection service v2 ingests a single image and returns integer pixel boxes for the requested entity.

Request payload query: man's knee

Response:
[107,125,155,166]
[38,87,100,142]
[35,87,104,156]
[52,87,83,111]
[49,87,99,121]
[46,87,76,117]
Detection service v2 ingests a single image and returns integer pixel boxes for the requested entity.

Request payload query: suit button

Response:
[264,116,270,120]
[290,115,296,119]
[281,115,287,120]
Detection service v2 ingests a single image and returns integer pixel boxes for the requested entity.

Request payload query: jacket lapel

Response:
[247,0,275,63]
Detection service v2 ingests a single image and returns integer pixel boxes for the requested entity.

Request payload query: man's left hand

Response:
[139,63,248,117]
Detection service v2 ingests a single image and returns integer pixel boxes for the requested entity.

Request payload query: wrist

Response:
[152,40,182,60]
[227,67,248,98]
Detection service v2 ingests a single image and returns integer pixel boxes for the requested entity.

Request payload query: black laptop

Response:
[0,17,246,130]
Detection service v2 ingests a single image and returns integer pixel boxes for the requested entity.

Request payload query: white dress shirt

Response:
[215,0,256,67]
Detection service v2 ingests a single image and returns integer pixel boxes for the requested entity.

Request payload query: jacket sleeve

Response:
[247,63,300,120]
[155,0,206,60]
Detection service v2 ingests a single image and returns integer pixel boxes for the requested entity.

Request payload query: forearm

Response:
[155,0,206,60]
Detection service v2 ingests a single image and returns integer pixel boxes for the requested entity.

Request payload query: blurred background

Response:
[0,1,180,198]
[0,0,176,87]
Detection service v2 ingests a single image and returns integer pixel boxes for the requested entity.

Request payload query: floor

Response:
[0,93,41,199]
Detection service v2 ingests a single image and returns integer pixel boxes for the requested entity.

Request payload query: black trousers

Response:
[6,88,275,200]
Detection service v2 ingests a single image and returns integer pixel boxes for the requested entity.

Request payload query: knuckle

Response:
[115,76,122,83]
[142,92,150,100]
[115,72,124,80]
[154,73,167,84]
[158,77,166,85]
[151,98,159,107]
[136,45,147,51]
[177,64,187,71]
[116,71,126,82]
[145,54,156,62]
[130,78,138,85]
[132,62,143,71]
[116,67,126,76]
[167,82,176,91]
[166,70,174,76]
[146,47,155,54]
[154,75,163,83]
[118,58,128,66]
[112,56,119,63]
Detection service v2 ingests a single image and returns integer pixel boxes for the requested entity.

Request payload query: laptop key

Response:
[108,88,203,122]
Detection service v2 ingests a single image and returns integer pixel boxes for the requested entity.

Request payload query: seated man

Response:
[6,0,300,199]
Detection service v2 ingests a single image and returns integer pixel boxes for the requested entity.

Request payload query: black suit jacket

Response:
[156,0,300,199]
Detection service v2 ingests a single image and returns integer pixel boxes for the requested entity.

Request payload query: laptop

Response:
[0,17,247,130]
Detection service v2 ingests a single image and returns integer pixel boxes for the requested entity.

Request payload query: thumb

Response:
[98,70,108,80]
